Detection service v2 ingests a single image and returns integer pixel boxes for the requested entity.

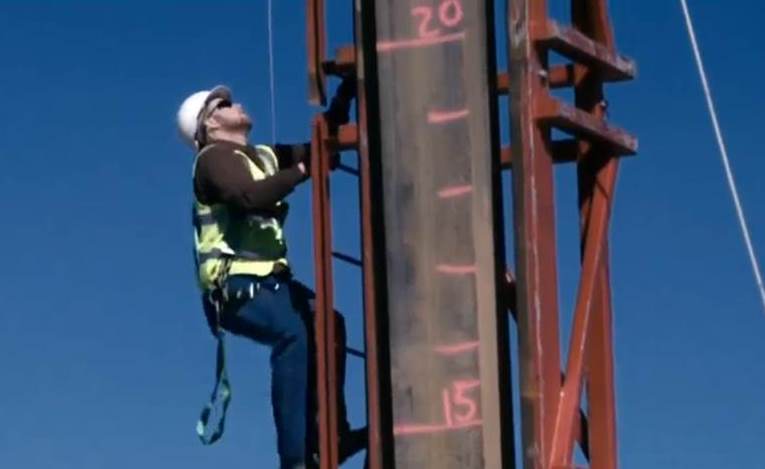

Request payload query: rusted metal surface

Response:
[508,1,564,467]
[535,96,636,156]
[536,20,635,82]
[355,1,390,467]
[307,0,353,105]
[550,160,617,466]
[370,0,509,467]
[507,0,635,467]
[572,1,621,467]
[307,0,327,105]
[306,0,632,467]
[307,2,389,468]
[504,270,592,462]
[584,258,617,469]
[486,3,516,466]
[311,115,340,469]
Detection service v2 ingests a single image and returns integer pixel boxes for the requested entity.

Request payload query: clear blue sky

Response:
[1,2,763,468]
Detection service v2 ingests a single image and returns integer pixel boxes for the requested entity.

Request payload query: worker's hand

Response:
[293,143,311,178]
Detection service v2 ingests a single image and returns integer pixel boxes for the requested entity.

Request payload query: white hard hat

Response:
[176,85,231,148]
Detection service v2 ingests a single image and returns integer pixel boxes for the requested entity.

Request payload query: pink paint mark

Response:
[437,184,472,198]
[442,388,454,427]
[439,0,464,27]
[377,31,466,53]
[451,380,481,423]
[412,6,440,39]
[394,377,483,436]
[436,264,477,275]
[434,341,480,355]
[428,108,470,124]
[393,419,483,436]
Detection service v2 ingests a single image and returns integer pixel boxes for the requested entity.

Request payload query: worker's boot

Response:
[333,311,367,463]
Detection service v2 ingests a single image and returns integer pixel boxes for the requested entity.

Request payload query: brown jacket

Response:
[193,140,309,215]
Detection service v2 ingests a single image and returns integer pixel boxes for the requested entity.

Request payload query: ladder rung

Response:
[536,20,635,82]
[332,251,362,267]
[347,347,366,359]
[336,163,360,176]
[536,97,637,155]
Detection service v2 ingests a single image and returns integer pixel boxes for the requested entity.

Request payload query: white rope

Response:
[680,0,765,314]
[267,0,277,143]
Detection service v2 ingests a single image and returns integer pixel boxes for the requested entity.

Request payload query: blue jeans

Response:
[213,273,349,468]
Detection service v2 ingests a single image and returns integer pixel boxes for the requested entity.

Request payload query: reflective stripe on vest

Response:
[197,247,273,264]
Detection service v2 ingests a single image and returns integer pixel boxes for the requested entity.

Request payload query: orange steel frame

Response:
[305,0,636,467]
[507,0,635,468]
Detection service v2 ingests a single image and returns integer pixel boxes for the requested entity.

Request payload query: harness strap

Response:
[196,330,231,445]
[196,259,234,445]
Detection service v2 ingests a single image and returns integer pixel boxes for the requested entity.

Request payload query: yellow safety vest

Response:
[192,143,288,291]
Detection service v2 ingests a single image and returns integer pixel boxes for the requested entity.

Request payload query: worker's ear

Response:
[204,113,221,133]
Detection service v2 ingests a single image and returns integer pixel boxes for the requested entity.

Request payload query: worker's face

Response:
[206,99,252,134]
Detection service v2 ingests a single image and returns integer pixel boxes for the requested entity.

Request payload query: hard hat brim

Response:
[203,86,232,113]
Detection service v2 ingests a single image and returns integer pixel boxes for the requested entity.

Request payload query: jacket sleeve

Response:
[196,146,305,212]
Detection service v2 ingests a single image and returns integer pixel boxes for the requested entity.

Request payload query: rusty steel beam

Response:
[307,2,391,467]
[311,115,340,469]
[535,96,637,156]
[307,0,352,105]
[504,270,591,460]
[355,0,391,467]
[369,0,510,467]
[508,1,564,468]
[572,1,621,468]
[307,0,327,105]
[508,0,633,467]
[550,159,617,466]
[308,1,631,468]
[535,20,635,82]
[584,256,617,469]
[306,2,394,466]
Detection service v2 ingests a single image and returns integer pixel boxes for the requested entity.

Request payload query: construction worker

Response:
[177,80,364,468]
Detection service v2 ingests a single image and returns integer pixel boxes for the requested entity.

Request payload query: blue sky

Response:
[1,1,764,468]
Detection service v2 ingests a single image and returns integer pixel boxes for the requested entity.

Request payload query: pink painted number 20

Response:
[412,0,464,39]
